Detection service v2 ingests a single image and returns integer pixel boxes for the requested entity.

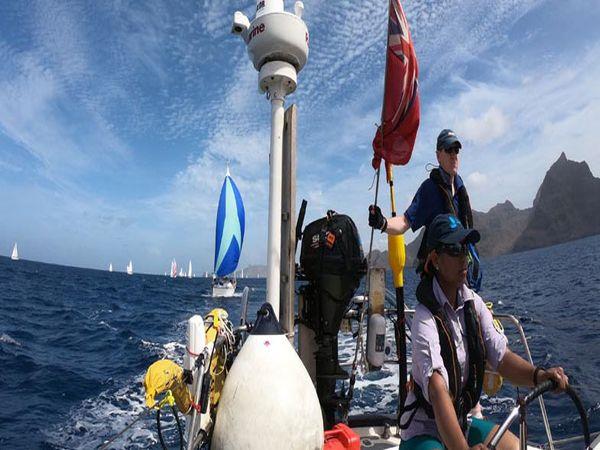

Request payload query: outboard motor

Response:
[298,210,366,427]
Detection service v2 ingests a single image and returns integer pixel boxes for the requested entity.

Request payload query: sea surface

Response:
[1,235,599,449]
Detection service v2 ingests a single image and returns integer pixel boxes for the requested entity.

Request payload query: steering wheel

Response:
[488,380,591,450]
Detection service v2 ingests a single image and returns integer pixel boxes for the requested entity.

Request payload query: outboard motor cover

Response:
[299,210,366,427]
[300,210,366,286]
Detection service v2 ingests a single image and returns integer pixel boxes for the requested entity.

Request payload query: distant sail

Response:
[11,243,19,261]
[171,259,178,278]
[214,168,245,277]
[188,260,193,279]
[127,260,133,275]
[109,263,113,272]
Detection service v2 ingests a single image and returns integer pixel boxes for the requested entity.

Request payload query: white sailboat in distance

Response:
[188,260,193,279]
[171,259,178,278]
[11,243,19,261]
[126,260,133,275]
[109,263,113,272]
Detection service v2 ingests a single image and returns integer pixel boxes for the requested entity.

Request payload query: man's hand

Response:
[368,205,387,232]
[539,366,569,392]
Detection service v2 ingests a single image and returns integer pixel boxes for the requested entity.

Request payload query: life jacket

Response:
[416,168,482,291]
[400,276,486,432]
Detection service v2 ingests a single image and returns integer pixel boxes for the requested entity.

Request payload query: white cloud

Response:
[460,106,510,145]
[466,171,488,189]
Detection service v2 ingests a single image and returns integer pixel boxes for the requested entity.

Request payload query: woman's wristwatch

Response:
[533,366,546,385]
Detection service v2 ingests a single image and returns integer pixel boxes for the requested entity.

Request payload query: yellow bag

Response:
[205,308,229,408]
[144,359,192,413]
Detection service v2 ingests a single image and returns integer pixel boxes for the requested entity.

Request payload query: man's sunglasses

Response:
[441,146,460,155]
[437,243,469,257]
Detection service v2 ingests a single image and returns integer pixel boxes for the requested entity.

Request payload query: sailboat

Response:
[188,260,193,279]
[179,267,184,277]
[10,243,19,261]
[109,263,113,272]
[171,259,178,278]
[212,166,245,297]
[126,260,133,275]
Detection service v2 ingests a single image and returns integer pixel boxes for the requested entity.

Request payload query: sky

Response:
[1,0,599,275]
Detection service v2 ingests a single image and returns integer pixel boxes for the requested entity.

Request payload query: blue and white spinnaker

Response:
[214,168,245,277]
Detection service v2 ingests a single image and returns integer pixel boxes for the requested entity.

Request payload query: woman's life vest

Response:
[400,276,486,432]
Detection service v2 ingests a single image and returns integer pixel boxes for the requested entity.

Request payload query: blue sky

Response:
[1,0,599,275]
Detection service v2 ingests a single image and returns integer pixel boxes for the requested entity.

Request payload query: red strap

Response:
[190,400,202,413]
[186,347,200,357]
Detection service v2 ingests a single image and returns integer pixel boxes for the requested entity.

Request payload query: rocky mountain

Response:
[512,152,600,251]
[241,265,267,278]
[474,201,532,256]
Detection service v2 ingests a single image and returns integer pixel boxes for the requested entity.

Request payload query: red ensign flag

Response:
[372,0,420,169]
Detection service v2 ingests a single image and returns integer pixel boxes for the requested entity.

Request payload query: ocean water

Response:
[1,235,599,449]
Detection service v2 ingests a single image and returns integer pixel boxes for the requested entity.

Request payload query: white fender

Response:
[184,315,206,376]
[367,313,386,369]
[212,303,323,450]
[184,315,206,443]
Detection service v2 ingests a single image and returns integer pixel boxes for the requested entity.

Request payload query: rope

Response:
[156,404,184,450]
[98,408,152,450]
[365,165,382,297]
[99,390,182,450]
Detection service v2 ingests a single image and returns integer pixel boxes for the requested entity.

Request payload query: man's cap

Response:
[436,129,462,151]
[426,214,480,250]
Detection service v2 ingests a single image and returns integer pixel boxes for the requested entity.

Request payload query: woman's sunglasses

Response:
[437,243,469,257]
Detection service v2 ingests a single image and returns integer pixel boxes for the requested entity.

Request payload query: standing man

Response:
[369,129,482,290]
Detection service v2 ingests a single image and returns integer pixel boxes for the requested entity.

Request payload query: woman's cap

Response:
[426,214,480,250]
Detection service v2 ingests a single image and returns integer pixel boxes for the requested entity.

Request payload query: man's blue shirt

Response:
[404,173,465,232]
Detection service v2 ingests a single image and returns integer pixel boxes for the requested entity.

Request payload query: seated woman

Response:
[400,213,568,450]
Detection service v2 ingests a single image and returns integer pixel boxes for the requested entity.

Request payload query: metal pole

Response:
[266,93,285,317]
[494,314,555,449]
[280,104,297,341]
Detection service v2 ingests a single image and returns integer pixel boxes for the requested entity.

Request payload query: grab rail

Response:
[492,314,555,450]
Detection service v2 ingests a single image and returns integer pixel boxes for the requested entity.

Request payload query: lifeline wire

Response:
[98,408,152,450]
[343,165,382,422]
